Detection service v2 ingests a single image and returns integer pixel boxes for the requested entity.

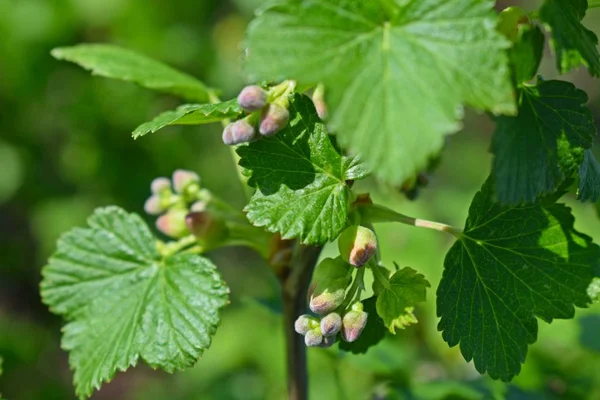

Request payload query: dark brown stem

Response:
[280,243,322,400]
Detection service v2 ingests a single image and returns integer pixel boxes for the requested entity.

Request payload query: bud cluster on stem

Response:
[222,81,295,146]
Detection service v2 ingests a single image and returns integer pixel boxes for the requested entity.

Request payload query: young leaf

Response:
[509,25,545,84]
[132,100,243,139]
[491,79,595,204]
[339,297,386,354]
[376,267,430,333]
[539,0,600,76]
[245,0,515,185]
[437,178,600,382]
[41,207,229,399]
[578,149,600,202]
[52,44,211,102]
[237,94,365,245]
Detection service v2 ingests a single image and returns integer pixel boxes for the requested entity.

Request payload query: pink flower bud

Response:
[237,85,268,112]
[341,309,368,343]
[190,201,207,212]
[320,312,342,337]
[223,119,256,145]
[304,329,323,347]
[338,225,378,267]
[144,194,164,215]
[295,314,318,335]
[151,177,171,194]
[259,104,289,137]
[156,209,188,238]
[172,169,200,194]
[319,335,337,348]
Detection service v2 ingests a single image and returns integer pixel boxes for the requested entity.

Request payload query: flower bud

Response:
[341,309,368,343]
[320,312,342,337]
[304,329,323,347]
[309,258,352,315]
[312,84,327,120]
[319,335,337,348]
[295,314,318,335]
[223,119,257,146]
[144,194,164,215]
[156,209,188,238]
[237,85,268,112]
[185,211,228,247]
[172,169,200,194]
[190,200,207,212]
[338,225,377,267]
[497,6,530,42]
[259,104,289,137]
[151,177,171,194]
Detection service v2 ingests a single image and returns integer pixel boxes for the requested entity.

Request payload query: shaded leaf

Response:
[577,149,600,202]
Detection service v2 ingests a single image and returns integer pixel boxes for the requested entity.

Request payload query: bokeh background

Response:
[1,0,600,399]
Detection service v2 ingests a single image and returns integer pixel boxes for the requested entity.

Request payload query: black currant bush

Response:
[32,0,600,399]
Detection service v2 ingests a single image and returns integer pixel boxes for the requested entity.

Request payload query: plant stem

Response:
[359,203,462,237]
[280,243,322,400]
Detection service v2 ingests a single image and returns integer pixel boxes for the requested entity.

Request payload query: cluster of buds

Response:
[295,301,368,347]
[143,170,228,248]
[222,84,291,146]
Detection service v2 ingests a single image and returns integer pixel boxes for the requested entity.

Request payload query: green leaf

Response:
[237,94,363,245]
[52,44,211,102]
[539,0,600,76]
[437,178,600,382]
[509,25,545,84]
[339,296,386,354]
[41,207,229,399]
[577,149,600,202]
[376,267,430,333]
[132,100,243,139]
[245,0,515,185]
[491,79,595,203]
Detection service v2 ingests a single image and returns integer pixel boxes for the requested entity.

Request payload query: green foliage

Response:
[578,149,600,202]
[41,207,229,399]
[245,0,515,186]
[438,178,600,382]
[509,25,545,84]
[133,100,243,139]
[376,267,430,333]
[52,44,211,102]
[492,79,595,203]
[540,0,600,76]
[238,94,366,245]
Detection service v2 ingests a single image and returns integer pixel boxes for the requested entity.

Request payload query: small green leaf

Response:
[245,0,515,185]
[577,149,600,202]
[509,25,545,84]
[41,207,229,399]
[52,44,211,102]
[132,100,243,139]
[539,0,600,76]
[438,178,600,382]
[376,267,430,333]
[492,79,595,203]
[339,297,386,354]
[237,94,364,244]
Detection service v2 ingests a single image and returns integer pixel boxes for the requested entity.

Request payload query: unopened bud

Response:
[312,84,327,120]
[156,209,188,238]
[497,6,530,42]
[319,335,337,348]
[320,312,342,337]
[172,169,200,194]
[342,309,368,342]
[304,329,323,347]
[237,85,268,112]
[309,258,352,315]
[222,119,257,146]
[151,177,171,194]
[144,194,164,215]
[185,211,228,246]
[190,200,207,212]
[338,225,377,267]
[259,104,289,137]
[295,314,318,335]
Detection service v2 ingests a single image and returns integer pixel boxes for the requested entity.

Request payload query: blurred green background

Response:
[1,0,600,399]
